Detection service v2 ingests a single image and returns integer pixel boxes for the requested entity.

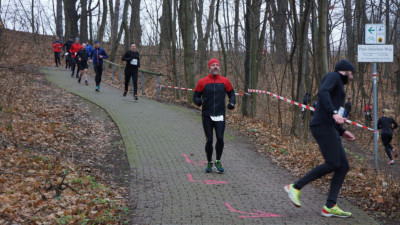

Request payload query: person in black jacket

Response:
[193,58,236,173]
[121,43,140,101]
[285,60,355,218]
[76,44,91,85]
[63,37,73,69]
[344,98,351,119]
[378,109,398,164]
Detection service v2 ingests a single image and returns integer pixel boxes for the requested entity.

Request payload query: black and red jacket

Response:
[193,74,236,116]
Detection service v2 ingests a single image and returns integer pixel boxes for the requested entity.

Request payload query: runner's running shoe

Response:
[214,160,224,173]
[388,160,394,165]
[123,91,127,97]
[321,205,351,218]
[134,96,138,101]
[95,86,99,92]
[78,77,81,83]
[204,162,213,173]
[284,184,301,207]
[392,149,398,158]
[85,80,88,85]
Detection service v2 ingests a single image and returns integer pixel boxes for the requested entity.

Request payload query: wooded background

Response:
[1,0,400,139]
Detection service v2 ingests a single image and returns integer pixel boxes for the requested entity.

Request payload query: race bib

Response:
[210,115,224,122]
[130,58,138,65]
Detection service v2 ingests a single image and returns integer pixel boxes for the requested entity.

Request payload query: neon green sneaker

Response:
[321,205,352,218]
[204,162,213,173]
[214,160,224,173]
[284,184,301,207]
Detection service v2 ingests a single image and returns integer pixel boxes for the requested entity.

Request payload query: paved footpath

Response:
[43,67,377,225]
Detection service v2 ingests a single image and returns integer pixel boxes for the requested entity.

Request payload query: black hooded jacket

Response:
[310,72,347,135]
[378,117,398,135]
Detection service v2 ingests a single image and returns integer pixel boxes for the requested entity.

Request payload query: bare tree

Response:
[97,0,107,42]
[159,0,172,48]
[80,0,88,42]
[108,0,120,62]
[215,0,227,76]
[242,0,268,118]
[56,0,63,37]
[130,0,142,45]
[178,0,195,103]
[195,0,215,73]
[318,0,329,77]
[63,0,79,38]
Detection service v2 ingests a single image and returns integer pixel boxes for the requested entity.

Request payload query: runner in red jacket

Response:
[51,36,63,67]
[69,38,82,78]
[193,58,236,173]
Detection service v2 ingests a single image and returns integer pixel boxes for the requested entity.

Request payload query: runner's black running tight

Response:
[381,133,393,160]
[294,125,349,208]
[202,116,225,162]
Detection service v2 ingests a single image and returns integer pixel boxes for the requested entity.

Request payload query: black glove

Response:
[227,103,235,110]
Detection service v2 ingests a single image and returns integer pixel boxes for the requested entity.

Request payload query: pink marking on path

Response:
[187,174,228,185]
[183,153,192,163]
[225,203,282,218]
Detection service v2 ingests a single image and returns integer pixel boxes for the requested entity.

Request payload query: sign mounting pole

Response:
[360,24,392,175]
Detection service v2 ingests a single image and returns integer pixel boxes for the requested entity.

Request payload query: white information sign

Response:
[365,24,386,44]
[357,45,393,62]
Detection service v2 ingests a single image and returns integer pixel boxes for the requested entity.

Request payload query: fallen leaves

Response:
[0,64,130,224]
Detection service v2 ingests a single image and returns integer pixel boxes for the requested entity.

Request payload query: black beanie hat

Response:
[334,60,355,73]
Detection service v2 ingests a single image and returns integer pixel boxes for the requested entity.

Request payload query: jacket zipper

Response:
[213,76,216,116]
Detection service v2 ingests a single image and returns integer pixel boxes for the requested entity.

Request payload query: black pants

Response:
[94,64,103,86]
[125,69,138,96]
[381,133,393,160]
[54,52,61,65]
[65,54,70,68]
[203,116,225,162]
[294,126,349,207]
[71,57,80,75]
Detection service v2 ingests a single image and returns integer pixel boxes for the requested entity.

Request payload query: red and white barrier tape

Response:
[247,89,376,132]
[157,85,250,96]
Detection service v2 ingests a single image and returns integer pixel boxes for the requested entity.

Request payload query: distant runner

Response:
[76,43,91,85]
[51,36,63,67]
[378,109,398,165]
[121,43,140,101]
[63,37,73,69]
[193,58,236,173]
[91,41,108,92]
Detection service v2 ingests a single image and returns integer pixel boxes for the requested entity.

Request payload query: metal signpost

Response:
[359,24,393,175]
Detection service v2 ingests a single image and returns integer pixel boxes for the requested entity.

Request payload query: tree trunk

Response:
[216,0,227,76]
[178,0,195,104]
[160,0,172,48]
[109,0,120,63]
[318,0,329,76]
[80,0,88,42]
[270,0,288,64]
[130,0,142,45]
[242,0,265,118]
[97,0,107,43]
[169,0,180,99]
[195,0,215,74]
[63,0,79,38]
[56,0,63,37]
[233,0,239,52]
[88,0,93,43]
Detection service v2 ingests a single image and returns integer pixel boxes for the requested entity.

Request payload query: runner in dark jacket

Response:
[63,37,73,69]
[121,43,140,100]
[76,43,91,85]
[193,58,236,173]
[285,60,356,218]
[90,41,108,92]
[378,109,398,164]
